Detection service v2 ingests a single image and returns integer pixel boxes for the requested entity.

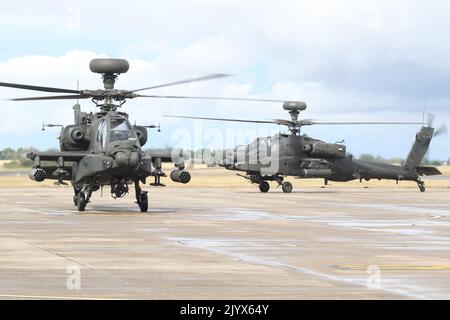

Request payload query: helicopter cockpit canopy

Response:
[110,118,136,142]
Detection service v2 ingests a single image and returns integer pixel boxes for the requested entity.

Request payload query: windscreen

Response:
[110,118,135,141]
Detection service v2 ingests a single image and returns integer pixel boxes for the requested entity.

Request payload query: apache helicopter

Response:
[167,101,445,193]
[0,58,291,212]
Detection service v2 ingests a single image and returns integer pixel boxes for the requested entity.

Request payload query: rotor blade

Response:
[427,113,435,127]
[10,94,91,101]
[305,121,423,125]
[138,94,286,103]
[434,124,448,137]
[131,74,232,92]
[0,81,81,94]
[165,115,274,124]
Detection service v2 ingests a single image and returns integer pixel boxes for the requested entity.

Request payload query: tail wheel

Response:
[259,181,270,193]
[282,182,293,193]
[419,184,425,192]
[138,193,148,212]
[77,192,86,212]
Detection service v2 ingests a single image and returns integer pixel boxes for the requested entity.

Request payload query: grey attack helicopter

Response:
[167,101,445,193]
[0,58,289,212]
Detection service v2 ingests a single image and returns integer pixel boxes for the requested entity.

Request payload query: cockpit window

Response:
[97,119,107,149]
[110,118,135,142]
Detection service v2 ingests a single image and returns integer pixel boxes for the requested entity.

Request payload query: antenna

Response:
[76,58,80,104]
[422,97,427,126]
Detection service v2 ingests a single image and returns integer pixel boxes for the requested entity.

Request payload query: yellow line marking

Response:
[339,265,450,271]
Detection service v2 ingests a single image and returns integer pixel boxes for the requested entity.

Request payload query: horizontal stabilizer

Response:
[415,166,441,176]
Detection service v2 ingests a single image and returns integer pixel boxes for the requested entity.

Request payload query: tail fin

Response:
[403,126,434,171]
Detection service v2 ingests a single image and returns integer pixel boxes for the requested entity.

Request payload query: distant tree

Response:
[358,154,376,161]
[0,148,17,160]
[431,160,444,166]
[388,157,404,165]
[420,157,430,165]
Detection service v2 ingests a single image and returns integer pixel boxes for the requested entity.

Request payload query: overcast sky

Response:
[0,0,449,159]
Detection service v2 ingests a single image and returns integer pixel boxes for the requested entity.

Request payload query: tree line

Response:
[0,147,448,169]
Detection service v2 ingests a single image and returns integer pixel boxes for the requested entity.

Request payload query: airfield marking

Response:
[339,265,450,271]
[0,294,124,300]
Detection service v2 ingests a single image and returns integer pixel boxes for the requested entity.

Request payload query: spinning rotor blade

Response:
[434,124,448,137]
[165,115,274,124]
[427,113,435,127]
[0,81,81,94]
[10,94,91,101]
[166,115,422,126]
[138,94,286,103]
[424,113,447,136]
[131,74,232,92]
[304,121,423,125]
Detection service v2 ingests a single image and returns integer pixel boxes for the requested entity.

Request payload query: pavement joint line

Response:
[2,233,146,293]
[174,238,429,300]
[3,233,94,270]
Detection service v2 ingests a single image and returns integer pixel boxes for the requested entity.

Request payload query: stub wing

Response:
[415,166,442,176]
[145,149,187,163]
[143,149,191,185]
[36,166,73,181]
[27,151,88,182]
[27,151,88,162]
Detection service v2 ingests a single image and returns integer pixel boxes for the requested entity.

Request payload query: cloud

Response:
[0,1,449,159]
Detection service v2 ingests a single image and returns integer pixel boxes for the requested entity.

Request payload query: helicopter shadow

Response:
[72,205,207,216]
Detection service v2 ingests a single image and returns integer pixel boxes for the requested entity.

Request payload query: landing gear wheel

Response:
[259,181,270,193]
[419,184,425,192]
[138,192,148,212]
[282,182,293,193]
[73,188,80,206]
[77,192,86,212]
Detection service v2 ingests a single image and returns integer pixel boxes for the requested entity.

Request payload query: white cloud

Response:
[0,1,449,158]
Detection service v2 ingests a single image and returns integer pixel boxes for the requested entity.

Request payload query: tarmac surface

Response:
[1,186,450,299]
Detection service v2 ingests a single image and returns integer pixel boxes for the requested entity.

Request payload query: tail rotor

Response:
[425,113,447,137]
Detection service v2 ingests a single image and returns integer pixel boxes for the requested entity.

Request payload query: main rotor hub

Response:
[88,59,131,111]
[89,58,130,91]
[281,101,307,135]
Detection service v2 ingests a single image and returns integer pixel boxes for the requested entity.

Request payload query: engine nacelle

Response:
[133,125,148,147]
[29,168,46,182]
[60,125,90,151]
[302,142,346,158]
[170,169,191,184]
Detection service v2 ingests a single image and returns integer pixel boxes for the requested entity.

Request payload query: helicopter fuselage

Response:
[27,104,189,211]
[219,126,438,192]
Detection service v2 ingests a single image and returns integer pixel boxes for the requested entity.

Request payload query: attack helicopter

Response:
[0,58,290,212]
[167,101,445,193]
